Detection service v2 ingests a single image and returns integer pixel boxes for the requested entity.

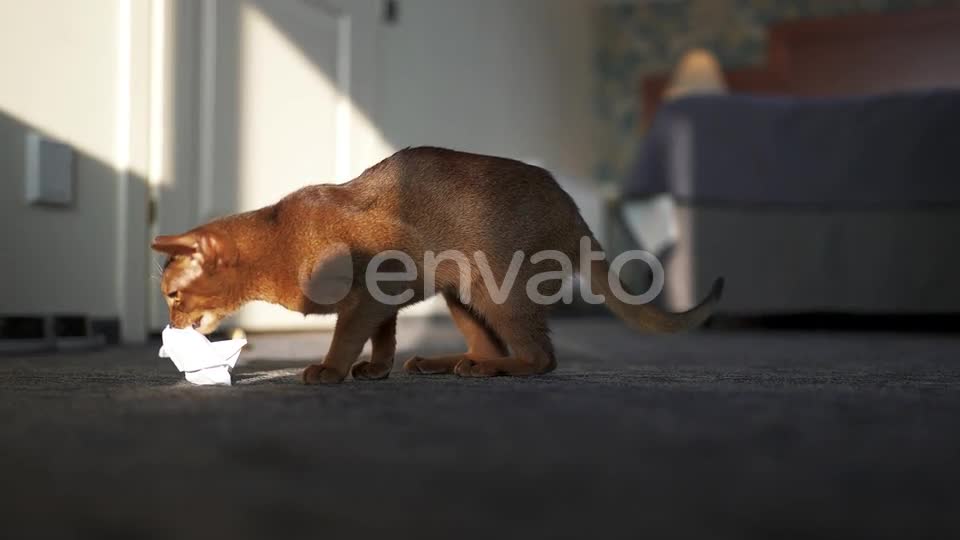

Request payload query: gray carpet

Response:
[1,317,959,539]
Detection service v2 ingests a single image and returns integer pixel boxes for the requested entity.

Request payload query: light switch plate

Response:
[25,132,75,206]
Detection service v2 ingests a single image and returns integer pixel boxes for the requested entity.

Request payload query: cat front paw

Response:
[302,364,347,385]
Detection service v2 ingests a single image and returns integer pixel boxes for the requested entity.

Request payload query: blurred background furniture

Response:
[617,7,960,317]
[626,91,960,315]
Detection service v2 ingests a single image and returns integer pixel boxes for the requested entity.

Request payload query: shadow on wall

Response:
[2,0,601,341]
[0,108,193,341]
[250,0,596,180]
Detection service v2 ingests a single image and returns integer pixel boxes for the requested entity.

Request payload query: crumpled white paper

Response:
[158,325,247,386]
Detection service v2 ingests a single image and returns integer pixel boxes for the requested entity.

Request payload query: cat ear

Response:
[151,231,238,270]
[151,233,197,256]
[195,231,239,270]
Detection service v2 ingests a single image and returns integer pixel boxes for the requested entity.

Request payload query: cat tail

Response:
[587,238,724,333]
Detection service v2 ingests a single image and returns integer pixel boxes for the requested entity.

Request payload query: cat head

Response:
[151,230,243,334]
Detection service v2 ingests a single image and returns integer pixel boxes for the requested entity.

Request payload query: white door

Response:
[149,0,386,332]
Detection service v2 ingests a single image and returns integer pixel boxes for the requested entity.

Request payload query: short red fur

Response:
[152,147,723,384]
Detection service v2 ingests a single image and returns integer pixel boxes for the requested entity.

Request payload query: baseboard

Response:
[0,315,119,354]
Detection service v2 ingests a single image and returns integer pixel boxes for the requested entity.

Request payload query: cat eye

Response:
[167,290,180,300]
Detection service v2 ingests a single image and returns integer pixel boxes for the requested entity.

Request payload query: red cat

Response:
[152,147,723,384]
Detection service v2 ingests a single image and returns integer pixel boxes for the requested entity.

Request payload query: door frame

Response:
[137,0,385,334]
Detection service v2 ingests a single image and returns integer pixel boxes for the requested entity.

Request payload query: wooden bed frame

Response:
[640,6,960,127]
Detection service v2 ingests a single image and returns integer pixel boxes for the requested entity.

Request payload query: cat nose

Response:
[192,317,202,329]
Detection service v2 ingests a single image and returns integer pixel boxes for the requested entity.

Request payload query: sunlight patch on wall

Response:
[237,1,391,213]
[0,1,140,177]
[231,1,393,331]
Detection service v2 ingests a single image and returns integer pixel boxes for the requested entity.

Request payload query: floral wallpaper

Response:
[594,0,960,184]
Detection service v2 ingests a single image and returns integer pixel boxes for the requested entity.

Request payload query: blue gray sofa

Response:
[620,91,960,315]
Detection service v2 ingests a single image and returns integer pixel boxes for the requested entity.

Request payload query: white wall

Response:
[154,0,602,331]
[377,0,598,180]
[0,0,601,338]
[0,1,121,318]
[0,0,149,340]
